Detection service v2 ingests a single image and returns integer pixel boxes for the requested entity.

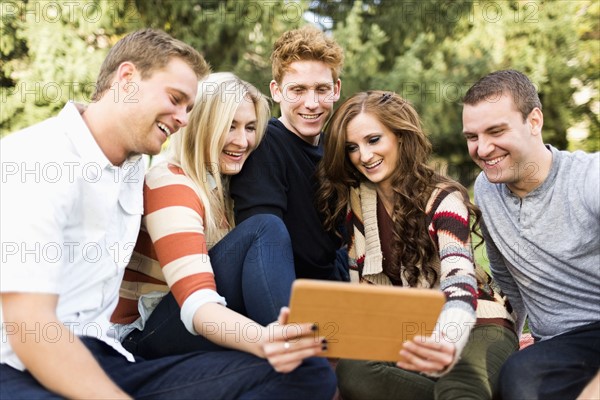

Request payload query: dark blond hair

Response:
[271,25,344,84]
[316,91,481,287]
[92,29,209,101]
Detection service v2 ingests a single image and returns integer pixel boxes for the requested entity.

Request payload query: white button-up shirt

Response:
[1,102,144,371]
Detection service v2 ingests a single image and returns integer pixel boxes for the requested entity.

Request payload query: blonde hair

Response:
[168,72,270,241]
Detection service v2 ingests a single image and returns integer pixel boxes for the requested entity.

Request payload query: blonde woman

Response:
[112,73,335,399]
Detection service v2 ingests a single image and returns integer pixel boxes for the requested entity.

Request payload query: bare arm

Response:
[194,304,325,373]
[2,293,131,399]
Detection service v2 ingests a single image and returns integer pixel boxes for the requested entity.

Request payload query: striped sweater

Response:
[111,162,228,335]
[345,182,514,372]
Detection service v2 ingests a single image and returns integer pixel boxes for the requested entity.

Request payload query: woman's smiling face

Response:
[345,112,399,190]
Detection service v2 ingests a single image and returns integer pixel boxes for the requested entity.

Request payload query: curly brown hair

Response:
[316,91,482,287]
[271,25,344,84]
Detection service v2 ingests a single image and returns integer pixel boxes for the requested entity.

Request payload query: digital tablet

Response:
[287,279,445,362]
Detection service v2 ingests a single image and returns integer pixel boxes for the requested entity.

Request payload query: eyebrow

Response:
[345,132,382,144]
[169,88,194,112]
[288,82,334,89]
[463,122,508,136]
[232,119,258,124]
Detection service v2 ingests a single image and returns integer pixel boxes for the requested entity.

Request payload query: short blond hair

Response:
[92,29,209,101]
[271,25,344,84]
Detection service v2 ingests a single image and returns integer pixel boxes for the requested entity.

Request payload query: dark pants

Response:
[336,325,518,400]
[497,321,600,400]
[1,215,337,399]
[0,337,337,400]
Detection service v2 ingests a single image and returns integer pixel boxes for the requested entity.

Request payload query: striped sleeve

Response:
[139,164,225,334]
[428,189,478,373]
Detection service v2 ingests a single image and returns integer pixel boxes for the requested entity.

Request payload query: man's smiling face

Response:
[271,60,340,145]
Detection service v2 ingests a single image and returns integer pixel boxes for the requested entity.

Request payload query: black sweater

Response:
[230,118,339,279]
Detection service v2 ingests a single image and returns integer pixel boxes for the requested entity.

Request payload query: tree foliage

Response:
[2,0,597,185]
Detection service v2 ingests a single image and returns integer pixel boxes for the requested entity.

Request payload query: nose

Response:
[174,105,189,128]
[231,127,249,148]
[477,135,494,158]
[359,147,373,163]
[303,90,318,110]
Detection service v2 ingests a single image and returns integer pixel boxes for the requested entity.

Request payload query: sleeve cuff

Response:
[180,289,227,335]
[426,308,476,377]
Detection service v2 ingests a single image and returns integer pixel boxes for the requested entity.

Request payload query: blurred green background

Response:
[2,0,598,190]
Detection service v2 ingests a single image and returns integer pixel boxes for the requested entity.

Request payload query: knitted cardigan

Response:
[344,182,515,373]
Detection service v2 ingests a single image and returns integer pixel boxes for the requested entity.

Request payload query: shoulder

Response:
[2,116,71,162]
[428,185,467,213]
[562,149,599,178]
[145,162,193,189]
[144,162,205,211]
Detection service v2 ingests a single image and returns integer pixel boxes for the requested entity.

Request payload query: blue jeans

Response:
[0,337,337,399]
[123,214,297,357]
[497,321,600,400]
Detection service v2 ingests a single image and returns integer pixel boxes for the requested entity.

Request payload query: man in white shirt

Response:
[1,28,207,399]
[2,28,337,400]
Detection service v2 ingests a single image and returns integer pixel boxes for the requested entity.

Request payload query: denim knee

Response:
[245,214,289,239]
[291,357,337,400]
[497,352,536,399]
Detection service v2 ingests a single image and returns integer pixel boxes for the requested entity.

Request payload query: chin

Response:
[483,169,506,183]
[222,163,243,175]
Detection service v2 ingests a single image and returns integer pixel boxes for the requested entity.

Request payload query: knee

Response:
[246,214,289,240]
[499,351,531,383]
[496,352,535,398]
[435,379,490,400]
[336,360,374,400]
[294,358,337,400]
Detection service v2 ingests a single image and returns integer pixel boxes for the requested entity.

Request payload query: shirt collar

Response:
[61,102,112,169]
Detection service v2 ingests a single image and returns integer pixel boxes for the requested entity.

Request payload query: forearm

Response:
[3,293,130,399]
[14,329,129,399]
[193,302,268,358]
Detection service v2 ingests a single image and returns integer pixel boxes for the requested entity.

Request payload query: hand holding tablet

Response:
[287,279,445,362]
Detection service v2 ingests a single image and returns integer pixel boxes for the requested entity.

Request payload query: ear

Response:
[528,107,544,136]
[332,79,341,102]
[270,80,282,104]
[115,61,137,91]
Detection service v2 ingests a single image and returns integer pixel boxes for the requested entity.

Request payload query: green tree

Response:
[2,0,597,170]
[332,1,387,100]
[312,0,599,185]
[1,0,141,134]
[134,0,307,96]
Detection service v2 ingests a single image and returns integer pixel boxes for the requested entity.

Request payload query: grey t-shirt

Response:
[475,145,599,340]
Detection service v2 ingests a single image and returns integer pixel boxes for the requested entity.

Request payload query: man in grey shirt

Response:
[462,69,599,399]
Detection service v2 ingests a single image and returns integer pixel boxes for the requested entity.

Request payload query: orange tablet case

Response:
[287,279,445,362]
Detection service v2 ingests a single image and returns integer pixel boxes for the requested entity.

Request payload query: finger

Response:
[277,307,290,325]
[404,336,454,359]
[397,342,453,373]
[396,350,447,373]
[266,340,328,373]
[264,335,326,357]
[270,322,317,342]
